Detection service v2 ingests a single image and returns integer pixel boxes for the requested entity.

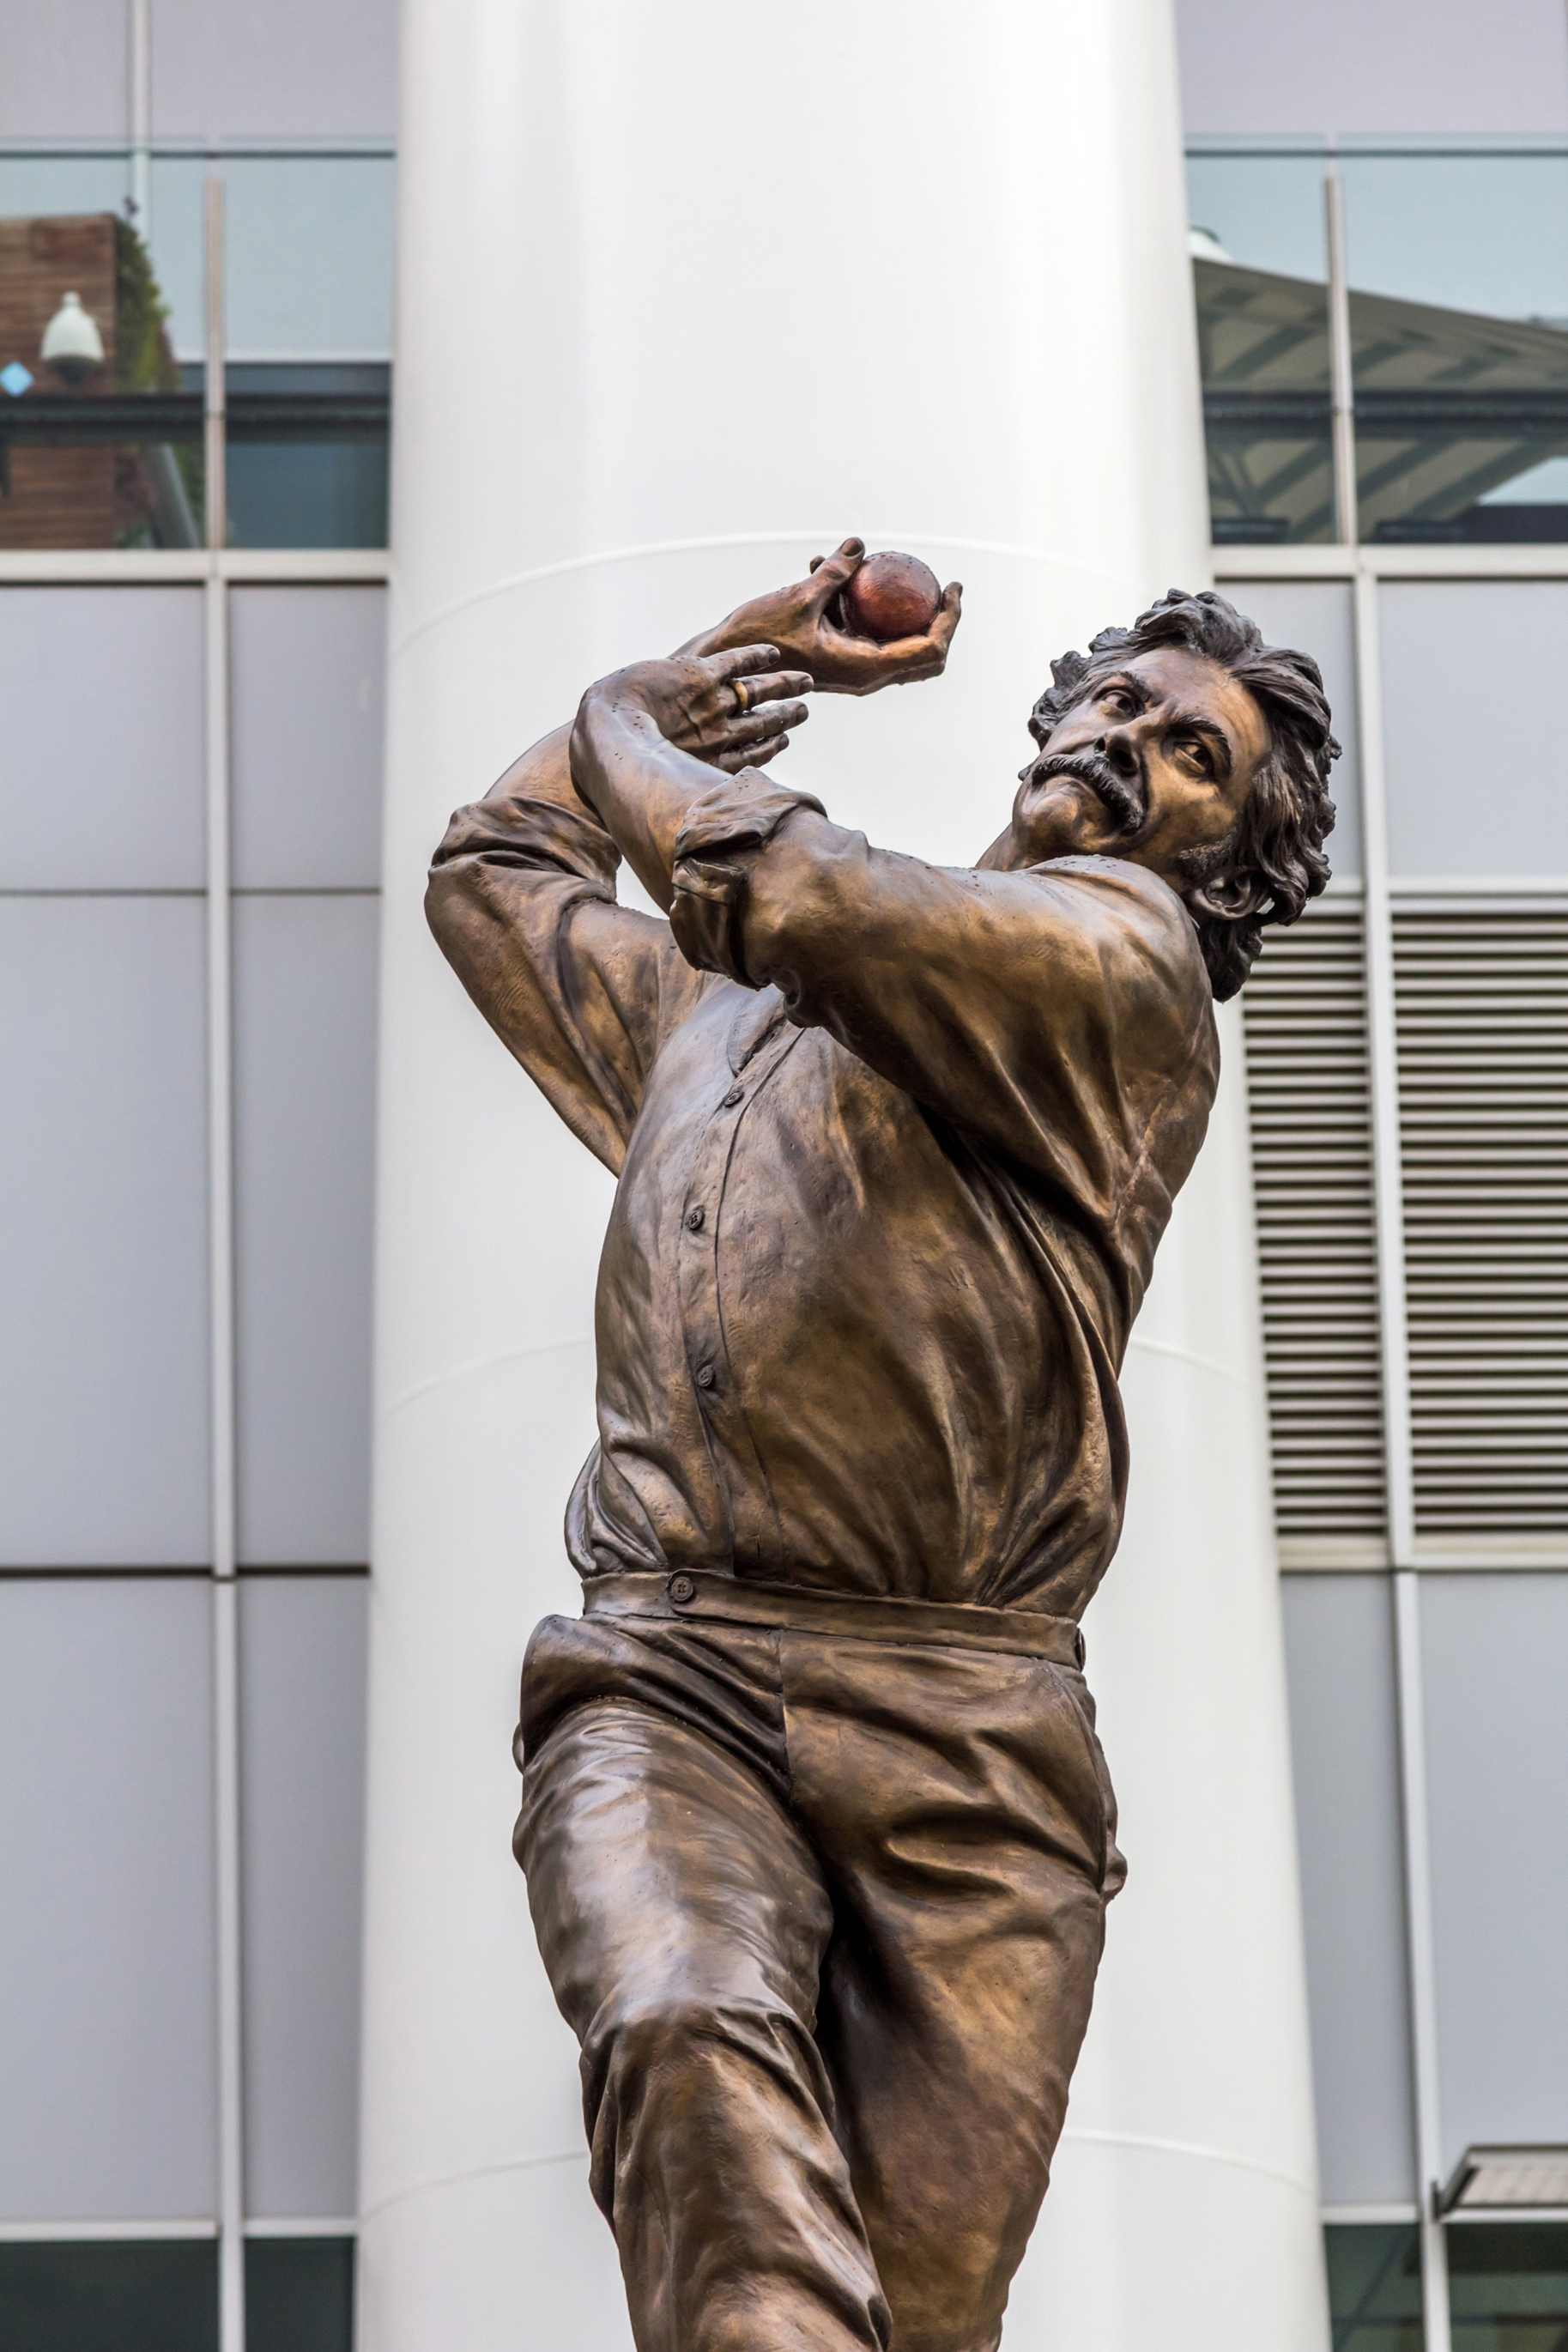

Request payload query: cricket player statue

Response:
[427,539,1337,2352]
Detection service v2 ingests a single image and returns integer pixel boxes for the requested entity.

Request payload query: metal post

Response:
[1394,1571,1453,2352]
[1324,167,1358,548]
[204,164,246,2352]
[1353,571,1414,1568]
[1353,565,1451,2352]
[128,0,152,241]
[204,175,227,558]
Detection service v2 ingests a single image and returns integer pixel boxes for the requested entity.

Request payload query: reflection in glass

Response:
[245,2238,354,2352]
[1186,152,1335,544]
[0,152,207,549]
[1324,2223,1424,2351]
[0,143,395,550]
[0,207,202,548]
[227,364,389,550]
[1448,2222,1568,2349]
[218,150,395,549]
[0,2240,218,2352]
[1343,150,1568,544]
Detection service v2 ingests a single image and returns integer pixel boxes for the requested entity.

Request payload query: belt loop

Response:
[1073,1627,1086,1670]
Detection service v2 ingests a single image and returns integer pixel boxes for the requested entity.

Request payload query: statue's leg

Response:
[783,1636,1117,2352]
[518,1689,893,2352]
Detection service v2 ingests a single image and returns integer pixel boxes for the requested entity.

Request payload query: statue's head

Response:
[996,590,1339,998]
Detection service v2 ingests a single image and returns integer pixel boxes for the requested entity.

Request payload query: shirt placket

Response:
[673,1018,799,1577]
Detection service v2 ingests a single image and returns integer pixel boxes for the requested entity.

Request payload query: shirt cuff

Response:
[669,773,823,985]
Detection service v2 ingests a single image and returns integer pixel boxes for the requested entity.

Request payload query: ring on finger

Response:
[731,679,751,716]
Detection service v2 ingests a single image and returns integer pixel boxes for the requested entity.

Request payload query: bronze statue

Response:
[427,541,1337,2352]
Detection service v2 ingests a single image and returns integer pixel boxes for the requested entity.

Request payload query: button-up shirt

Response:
[427,764,1219,1620]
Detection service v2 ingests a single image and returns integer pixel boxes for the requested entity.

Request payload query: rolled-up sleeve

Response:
[428,789,707,1174]
[671,779,1218,1232]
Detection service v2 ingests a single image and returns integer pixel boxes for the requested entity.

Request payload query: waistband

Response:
[581,1568,1086,1666]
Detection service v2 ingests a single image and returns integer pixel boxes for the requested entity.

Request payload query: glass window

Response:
[0,151,206,549]
[221,149,393,550]
[0,2241,218,2352]
[1342,148,1568,545]
[0,143,394,549]
[1324,2222,1424,2350]
[1448,2222,1568,2349]
[1185,148,1335,544]
[245,2238,354,2352]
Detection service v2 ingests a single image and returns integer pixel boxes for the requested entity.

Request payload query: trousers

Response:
[513,1592,1123,2352]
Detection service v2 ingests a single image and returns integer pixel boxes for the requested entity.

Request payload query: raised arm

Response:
[427,651,811,1170]
[569,646,814,910]
[665,778,1220,1261]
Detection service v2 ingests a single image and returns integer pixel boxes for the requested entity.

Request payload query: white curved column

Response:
[360,3,1327,2347]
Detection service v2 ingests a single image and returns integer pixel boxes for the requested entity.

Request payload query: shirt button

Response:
[685,1206,705,1231]
[722,1086,743,1107]
[668,1573,696,1605]
[696,1364,717,1390]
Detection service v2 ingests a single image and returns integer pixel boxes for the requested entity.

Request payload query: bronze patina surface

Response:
[427,543,1337,2352]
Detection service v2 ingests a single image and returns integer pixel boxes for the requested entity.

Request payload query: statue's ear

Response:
[1184,870,1269,924]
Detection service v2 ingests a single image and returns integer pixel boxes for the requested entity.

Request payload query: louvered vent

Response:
[1244,900,1387,1562]
[1394,906,1568,1551]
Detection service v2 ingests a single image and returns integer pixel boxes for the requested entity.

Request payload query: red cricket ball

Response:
[840,550,942,643]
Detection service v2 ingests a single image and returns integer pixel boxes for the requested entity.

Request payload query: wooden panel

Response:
[0,215,118,549]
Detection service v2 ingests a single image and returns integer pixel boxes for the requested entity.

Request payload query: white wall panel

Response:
[239,1575,369,2217]
[1421,1573,1568,2173]
[0,1578,217,2218]
[1380,583,1568,879]
[152,0,397,137]
[0,0,128,136]
[0,588,205,893]
[1220,579,1362,879]
[231,587,385,890]
[1280,1575,1416,2203]
[1177,0,1568,136]
[0,894,210,1567]
[233,892,378,1565]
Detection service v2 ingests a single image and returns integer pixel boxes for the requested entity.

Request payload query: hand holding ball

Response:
[840,550,942,643]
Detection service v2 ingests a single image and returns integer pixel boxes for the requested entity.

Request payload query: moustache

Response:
[1034,749,1145,835]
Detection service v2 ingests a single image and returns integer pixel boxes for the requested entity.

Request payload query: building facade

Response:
[1,3,1565,2349]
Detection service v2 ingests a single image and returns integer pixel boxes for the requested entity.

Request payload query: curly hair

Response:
[1028,589,1340,999]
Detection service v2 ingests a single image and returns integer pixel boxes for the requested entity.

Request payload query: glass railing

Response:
[1186,146,1335,544]
[1189,140,1568,545]
[0,141,393,551]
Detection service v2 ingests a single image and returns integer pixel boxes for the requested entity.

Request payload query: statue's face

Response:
[1002,645,1269,891]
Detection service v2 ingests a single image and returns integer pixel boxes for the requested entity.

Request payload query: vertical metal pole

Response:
[1325,167,1358,548]
[204,174,227,560]
[204,167,246,2352]
[1394,1569,1453,2352]
[1353,564,1450,2349]
[128,0,152,241]
[1353,570,1414,1568]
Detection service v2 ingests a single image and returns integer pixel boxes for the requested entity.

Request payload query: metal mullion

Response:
[1393,1569,1452,2351]
[129,0,151,241]
[204,167,246,2352]
[1353,572,1414,1567]
[1324,167,1358,547]
[1348,503,1452,2343]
